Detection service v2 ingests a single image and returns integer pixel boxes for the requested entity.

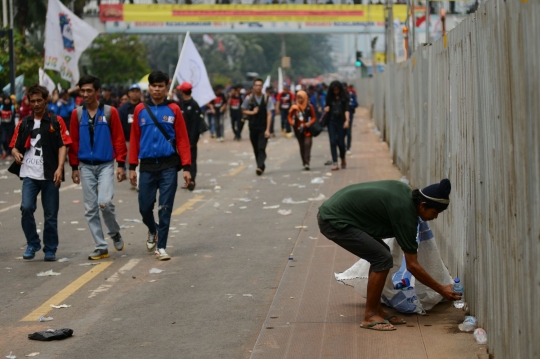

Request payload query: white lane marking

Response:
[0,184,80,214]
[88,259,141,297]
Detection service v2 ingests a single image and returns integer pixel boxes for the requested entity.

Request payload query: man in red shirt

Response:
[208,85,227,142]
[276,84,295,138]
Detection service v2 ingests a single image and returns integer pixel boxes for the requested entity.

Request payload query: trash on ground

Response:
[192,189,212,193]
[5,351,16,359]
[229,162,239,166]
[70,221,78,224]
[311,177,324,184]
[473,328,488,344]
[278,209,292,216]
[236,234,241,237]
[79,263,99,266]
[325,172,332,176]
[123,219,142,223]
[239,206,247,209]
[149,268,163,274]
[309,236,318,239]
[72,200,80,204]
[459,316,477,332]
[13,189,21,193]
[25,353,40,357]
[295,226,308,229]
[76,228,86,231]
[214,185,221,190]
[263,205,280,209]
[57,258,69,262]
[235,198,251,202]
[308,193,326,201]
[28,328,74,341]
[50,304,71,309]
[213,202,220,208]
[269,178,277,185]
[283,198,308,204]
[37,270,61,277]
[243,294,253,297]
[224,211,232,214]
[38,316,53,322]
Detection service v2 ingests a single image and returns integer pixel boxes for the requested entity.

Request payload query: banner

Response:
[44,0,99,85]
[2,75,25,100]
[262,75,270,93]
[39,68,56,94]
[171,33,215,106]
[100,4,407,23]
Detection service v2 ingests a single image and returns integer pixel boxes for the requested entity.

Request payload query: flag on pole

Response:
[171,32,215,106]
[278,67,283,91]
[262,75,271,93]
[202,34,214,45]
[44,0,99,85]
[39,68,56,94]
[2,75,25,100]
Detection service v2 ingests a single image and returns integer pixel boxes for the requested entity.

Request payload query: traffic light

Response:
[355,51,363,67]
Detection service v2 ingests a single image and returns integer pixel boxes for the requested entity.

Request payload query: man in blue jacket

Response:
[69,75,128,260]
[129,71,192,261]
[345,83,358,154]
[56,90,76,131]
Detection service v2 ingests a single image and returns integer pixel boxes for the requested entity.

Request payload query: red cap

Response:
[178,82,193,92]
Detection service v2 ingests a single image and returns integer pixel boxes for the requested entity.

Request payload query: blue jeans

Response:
[207,113,215,135]
[21,178,60,253]
[328,120,346,163]
[80,162,121,250]
[280,109,291,133]
[138,168,178,249]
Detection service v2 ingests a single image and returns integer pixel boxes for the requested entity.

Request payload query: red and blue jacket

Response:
[129,100,191,172]
[68,104,127,169]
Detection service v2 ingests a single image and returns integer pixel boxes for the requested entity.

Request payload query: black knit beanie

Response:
[419,179,451,211]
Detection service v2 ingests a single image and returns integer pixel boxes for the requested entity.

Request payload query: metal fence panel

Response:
[369,1,540,357]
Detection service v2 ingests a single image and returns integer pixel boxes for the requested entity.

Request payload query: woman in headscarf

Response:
[288,90,317,170]
[324,81,349,171]
[318,179,461,331]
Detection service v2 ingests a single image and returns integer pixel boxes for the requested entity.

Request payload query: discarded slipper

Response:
[360,321,396,331]
[384,315,407,325]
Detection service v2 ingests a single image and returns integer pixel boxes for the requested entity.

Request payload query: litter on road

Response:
[295,226,308,229]
[243,294,253,297]
[308,193,326,201]
[38,316,53,322]
[50,304,71,309]
[5,351,16,359]
[263,205,280,209]
[25,353,39,357]
[149,268,163,274]
[278,209,292,216]
[311,177,324,184]
[57,258,69,262]
[123,219,142,223]
[28,328,73,341]
[283,198,308,204]
[79,263,99,266]
[36,270,60,277]
[72,200,80,204]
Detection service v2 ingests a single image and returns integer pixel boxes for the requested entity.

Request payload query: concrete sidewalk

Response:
[250,108,488,359]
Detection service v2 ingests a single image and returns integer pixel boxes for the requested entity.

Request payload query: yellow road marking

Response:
[229,165,246,177]
[172,195,205,215]
[21,262,113,321]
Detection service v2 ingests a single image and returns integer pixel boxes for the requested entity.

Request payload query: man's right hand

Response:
[72,170,80,185]
[129,170,137,187]
[12,148,23,165]
[439,284,462,301]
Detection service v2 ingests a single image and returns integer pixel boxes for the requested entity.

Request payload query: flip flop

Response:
[360,320,396,331]
[384,315,407,325]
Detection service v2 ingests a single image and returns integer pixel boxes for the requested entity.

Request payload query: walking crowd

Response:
[3,75,360,263]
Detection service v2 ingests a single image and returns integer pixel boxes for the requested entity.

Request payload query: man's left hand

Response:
[117,167,126,182]
[53,168,63,186]
[264,130,270,138]
[183,170,192,187]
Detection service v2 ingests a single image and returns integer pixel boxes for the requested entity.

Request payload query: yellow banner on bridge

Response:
[100,4,408,23]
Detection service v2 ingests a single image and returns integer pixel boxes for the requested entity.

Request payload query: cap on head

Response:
[129,84,141,91]
[420,179,452,211]
[102,85,111,92]
[179,82,193,92]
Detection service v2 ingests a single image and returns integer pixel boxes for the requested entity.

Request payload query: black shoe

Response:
[44,251,57,261]
[256,168,263,176]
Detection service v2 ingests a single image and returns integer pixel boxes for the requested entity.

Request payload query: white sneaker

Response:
[218,137,224,142]
[346,150,352,155]
[155,248,171,261]
[146,231,157,252]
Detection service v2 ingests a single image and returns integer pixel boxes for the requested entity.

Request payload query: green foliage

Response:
[86,34,151,86]
[0,31,42,88]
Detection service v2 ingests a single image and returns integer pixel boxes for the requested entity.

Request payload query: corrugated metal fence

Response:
[368,0,540,357]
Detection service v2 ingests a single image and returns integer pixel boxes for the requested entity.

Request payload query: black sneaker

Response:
[112,233,124,251]
[44,251,56,262]
[256,168,263,176]
[23,245,41,260]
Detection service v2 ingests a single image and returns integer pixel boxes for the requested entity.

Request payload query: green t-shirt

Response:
[319,180,419,254]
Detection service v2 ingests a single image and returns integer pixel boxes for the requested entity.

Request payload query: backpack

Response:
[76,104,112,128]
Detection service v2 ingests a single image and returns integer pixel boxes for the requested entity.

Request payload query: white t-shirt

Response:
[20,119,45,180]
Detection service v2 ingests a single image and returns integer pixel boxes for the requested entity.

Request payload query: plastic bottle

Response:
[458,316,477,332]
[453,278,465,308]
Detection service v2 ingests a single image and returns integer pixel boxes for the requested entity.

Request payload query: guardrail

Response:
[370,1,539,358]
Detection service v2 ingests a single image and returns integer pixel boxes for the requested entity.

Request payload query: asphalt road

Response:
[0,125,338,359]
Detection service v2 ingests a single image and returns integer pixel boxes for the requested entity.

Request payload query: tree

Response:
[86,34,151,86]
[0,31,42,88]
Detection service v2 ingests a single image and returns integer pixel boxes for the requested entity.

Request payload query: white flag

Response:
[278,67,283,92]
[171,33,215,106]
[44,0,99,85]
[262,75,271,93]
[39,68,56,94]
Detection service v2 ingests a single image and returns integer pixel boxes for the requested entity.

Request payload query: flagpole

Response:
[169,31,190,94]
